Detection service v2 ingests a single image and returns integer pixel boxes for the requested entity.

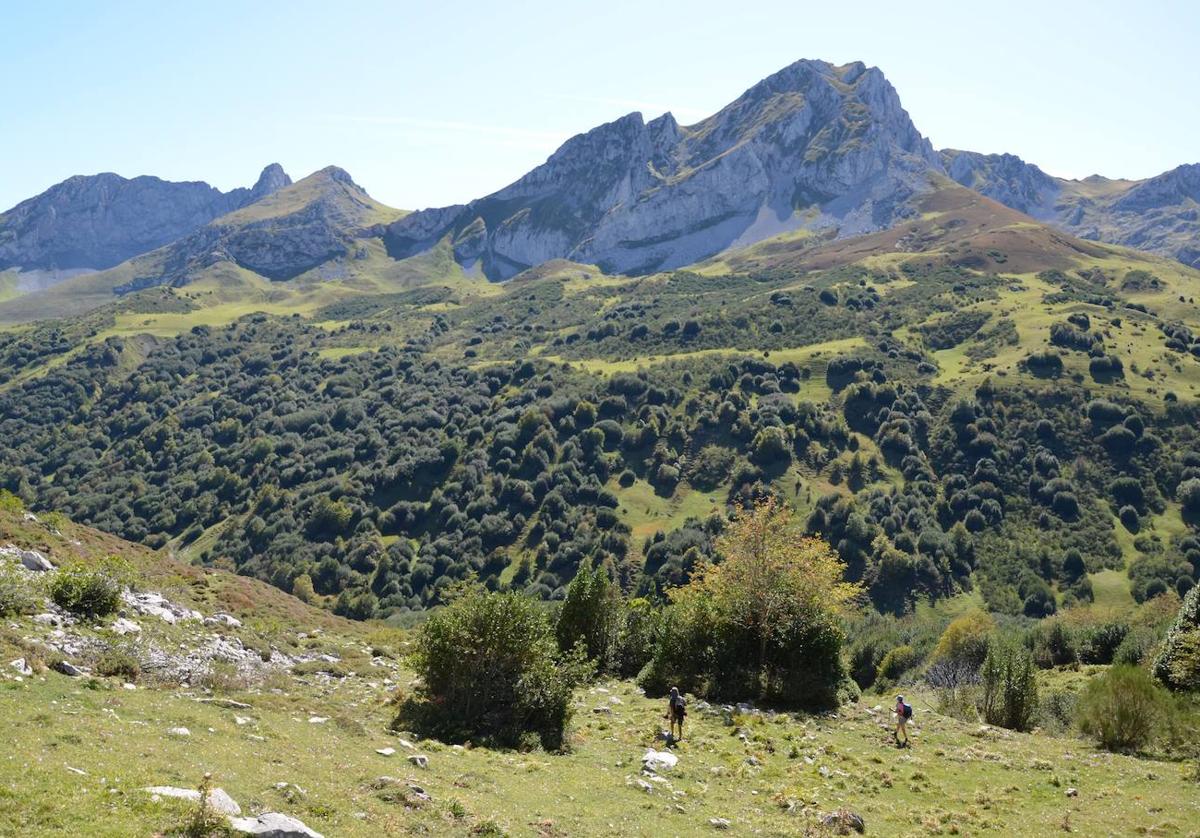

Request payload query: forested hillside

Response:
[2,184,1199,624]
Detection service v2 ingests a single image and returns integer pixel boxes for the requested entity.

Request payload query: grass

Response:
[3,664,1197,836]
[613,479,726,542]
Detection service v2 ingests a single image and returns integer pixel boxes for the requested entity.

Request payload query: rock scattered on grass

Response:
[376,747,396,757]
[821,809,866,835]
[642,750,678,773]
[143,785,241,816]
[228,811,323,837]
[407,754,428,769]
[166,726,191,738]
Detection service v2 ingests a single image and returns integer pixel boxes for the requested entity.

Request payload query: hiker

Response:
[894,694,912,747]
[666,686,686,741]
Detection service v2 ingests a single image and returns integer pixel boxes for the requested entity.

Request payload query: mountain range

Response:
[1,58,1197,316]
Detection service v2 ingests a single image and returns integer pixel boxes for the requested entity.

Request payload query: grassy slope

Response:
[3,510,1199,836]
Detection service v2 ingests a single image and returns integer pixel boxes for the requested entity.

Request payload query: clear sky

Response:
[2,0,1197,212]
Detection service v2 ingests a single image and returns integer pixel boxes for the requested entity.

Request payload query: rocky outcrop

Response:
[0,164,292,275]
[940,150,1060,219]
[113,167,390,293]
[386,60,943,279]
[943,151,1200,268]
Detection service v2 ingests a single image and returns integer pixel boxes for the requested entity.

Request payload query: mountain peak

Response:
[248,163,292,201]
[311,165,364,192]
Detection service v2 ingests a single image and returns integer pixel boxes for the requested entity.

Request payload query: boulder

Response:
[821,809,866,835]
[0,545,54,572]
[710,818,732,829]
[8,658,33,676]
[167,727,191,738]
[205,613,243,629]
[375,747,396,757]
[228,812,323,837]
[53,660,84,677]
[407,754,428,769]
[111,618,141,635]
[641,749,678,773]
[143,785,241,816]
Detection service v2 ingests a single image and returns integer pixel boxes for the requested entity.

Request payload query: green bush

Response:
[979,641,1038,731]
[1153,586,1200,691]
[875,644,920,687]
[0,563,42,617]
[1076,621,1130,665]
[931,611,994,670]
[95,647,140,681]
[556,561,624,673]
[1114,626,1160,666]
[405,587,593,750]
[1029,619,1077,668]
[49,557,130,618]
[615,597,661,678]
[1077,665,1168,752]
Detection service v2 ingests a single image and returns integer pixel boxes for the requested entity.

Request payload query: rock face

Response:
[0,165,291,276]
[943,152,1200,269]
[111,167,393,293]
[940,150,1061,219]
[386,59,940,279]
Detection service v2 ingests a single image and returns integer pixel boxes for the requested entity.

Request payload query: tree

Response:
[1180,478,1200,517]
[1153,585,1200,690]
[556,561,624,673]
[641,499,860,709]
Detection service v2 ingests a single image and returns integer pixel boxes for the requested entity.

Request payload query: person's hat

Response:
[896,695,904,702]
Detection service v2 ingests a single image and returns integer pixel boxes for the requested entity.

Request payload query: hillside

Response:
[944,151,1200,269]
[0,165,291,280]
[0,167,410,323]
[1,505,1196,836]
[1,171,1199,625]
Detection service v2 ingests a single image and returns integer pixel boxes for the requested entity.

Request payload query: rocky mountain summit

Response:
[386,59,941,279]
[0,164,293,277]
[113,166,398,292]
[943,152,1200,268]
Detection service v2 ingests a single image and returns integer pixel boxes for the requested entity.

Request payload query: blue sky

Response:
[2,0,1197,212]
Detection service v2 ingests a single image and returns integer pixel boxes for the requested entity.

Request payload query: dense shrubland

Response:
[0,260,1197,632]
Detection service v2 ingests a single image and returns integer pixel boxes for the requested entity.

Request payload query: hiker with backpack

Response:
[894,694,912,747]
[666,686,686,742]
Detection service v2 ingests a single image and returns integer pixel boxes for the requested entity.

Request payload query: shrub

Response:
[931,611,994,670]
[615,597,660,678]
[1077,665,1168,752]
[0,563,42,617]
[1076,621,1129,665]
[979,641,1038,731]
[1179,479,1200,516]
[405,587,593,750]
[1114,626,1159,666]
[875,644,920,687]
[639,499,860,709]
[1030,619,1077,667]
[556,561,624,673]
[1153,586,1200,690]
[95,647,140,681]
[49,557,130,618]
